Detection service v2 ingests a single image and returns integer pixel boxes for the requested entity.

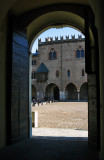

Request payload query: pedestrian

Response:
[33,98,36,106]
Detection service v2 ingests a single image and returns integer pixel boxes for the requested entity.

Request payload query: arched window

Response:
[32,72,36,79]
[49,49,57,60]
[67,70,70,77]
[76,49,80,58]
[32,60,37,65]
[53,51,56,59]
[32,72,34,79]
[76,47,85,58]
[82,69,84,76]
[56,70,59,77]
[81,49,84,58]
[49,51,52,60]
[34,72,36,79]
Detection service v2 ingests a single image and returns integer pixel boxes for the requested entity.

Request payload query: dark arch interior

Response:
[54,86,59,100]
[65,83,77,100]
[45,83,59,101]
[80,82,88,100]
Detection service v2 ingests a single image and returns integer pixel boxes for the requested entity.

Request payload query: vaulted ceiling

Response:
[10,0,88,15]
[0,0,95,49]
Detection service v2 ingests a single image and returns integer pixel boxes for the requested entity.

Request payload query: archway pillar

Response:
[29,53,32,138]
[60,91,65,101]
[37,91,45,101]
[85,8,100,149]
[77,89,80,101]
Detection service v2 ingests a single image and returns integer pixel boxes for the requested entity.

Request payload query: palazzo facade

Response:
[31,35,88,101]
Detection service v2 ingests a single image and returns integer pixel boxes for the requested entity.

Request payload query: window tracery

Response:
[49,48,57,60]
[76,47,85,58]
[32,60,37,65]
[67,70,70,77]
[32,71,36,79]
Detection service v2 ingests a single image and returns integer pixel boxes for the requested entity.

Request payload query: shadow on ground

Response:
[0,137,99,160]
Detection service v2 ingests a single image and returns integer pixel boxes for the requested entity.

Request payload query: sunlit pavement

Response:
[32,128,88,140]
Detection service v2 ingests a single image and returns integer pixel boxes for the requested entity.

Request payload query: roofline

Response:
[39,38,85,46]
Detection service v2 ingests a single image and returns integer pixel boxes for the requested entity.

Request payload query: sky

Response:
[31,27,85,53]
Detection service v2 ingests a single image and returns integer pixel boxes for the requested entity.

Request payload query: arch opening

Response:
[31,24,88,138]
[65,83,78,100]
[7,4,97,148]
[0,0,101,156]
[27,10,85,51]
[45,83,60,101]
[54,86,59,100]
[80,82,88,100]
[28,7,99,149]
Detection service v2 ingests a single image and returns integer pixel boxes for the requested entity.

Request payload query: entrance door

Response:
[7,22,29,144]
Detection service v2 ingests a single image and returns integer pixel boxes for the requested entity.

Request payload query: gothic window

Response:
[49,49,57,60]
[76,49,80,58]
[56,70,59,77]
[32,60,37,65]
[32,72,33,79]
[81,49,84,58]
[49,51,53,60]
[76,47,85,58]
[67,70,70,77]
[82,69,85,76]
[53,51,56,59]
[34,72,36,79]
[32,72,36,79]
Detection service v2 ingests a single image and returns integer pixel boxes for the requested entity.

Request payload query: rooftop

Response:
[36,63,49,73]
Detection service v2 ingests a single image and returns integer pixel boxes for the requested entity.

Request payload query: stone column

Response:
[37,91,45,101]
[60,91,65,101]
[77,90,80,101]
[37,92,40,100]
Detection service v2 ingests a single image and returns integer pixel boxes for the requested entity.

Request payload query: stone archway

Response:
[2,2,99,150]
[80,82,88,100]
[45,83,60,101]
[65,83,77,100]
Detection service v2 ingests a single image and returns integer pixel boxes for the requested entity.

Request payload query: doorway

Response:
[8,4,99,149]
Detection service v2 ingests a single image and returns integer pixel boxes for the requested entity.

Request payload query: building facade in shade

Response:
[31,35,88,101]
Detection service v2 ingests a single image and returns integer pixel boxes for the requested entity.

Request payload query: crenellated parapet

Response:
[60,36,64,41]
[55,36,58,41]
[38,34,84,45]
[38,38,41,44]
[66,35,69,40]
[78,34,82,40]
[71,34,75,40]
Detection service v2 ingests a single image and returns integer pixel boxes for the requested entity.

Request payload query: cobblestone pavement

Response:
[0,102,99,160]
[32,102,88,130]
